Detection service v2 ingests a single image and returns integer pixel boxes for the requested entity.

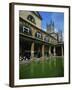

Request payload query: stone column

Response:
[43,34,45,41]
[42,44,44,60]
[61,46,63,56]
[49,46,51,56]
[32,27,36,38]
[31,42,34,60]
[53,46,56,56]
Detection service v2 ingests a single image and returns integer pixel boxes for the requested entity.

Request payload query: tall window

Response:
[27,15,36,24]
[23,26,29,33]
[19,23,32,36]
[44,36,49,42]
[35,32,42,39]
[22,26,32,36]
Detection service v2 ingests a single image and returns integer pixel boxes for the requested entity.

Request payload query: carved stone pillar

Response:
[31,42,34,60]
[49,46,51,56]
[42,44,44,60]
[53,46,56,56]
[32,27,36,38]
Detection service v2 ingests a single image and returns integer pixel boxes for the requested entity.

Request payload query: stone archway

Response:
[56,46,63,56]
[19,37,32,60]
[34,43,42,58]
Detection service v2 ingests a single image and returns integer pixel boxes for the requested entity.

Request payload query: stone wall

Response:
[19,11,42,29]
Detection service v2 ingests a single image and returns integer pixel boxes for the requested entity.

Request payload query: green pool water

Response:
[19,57,64,79]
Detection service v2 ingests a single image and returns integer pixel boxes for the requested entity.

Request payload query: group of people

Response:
[20,50,42,61]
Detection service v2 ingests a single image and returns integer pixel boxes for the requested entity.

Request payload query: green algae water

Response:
[19,57,64,79]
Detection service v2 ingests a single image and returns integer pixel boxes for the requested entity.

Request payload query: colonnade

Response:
[31,42,64,60]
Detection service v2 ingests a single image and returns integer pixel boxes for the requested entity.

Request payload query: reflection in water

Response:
[62,57,64,67]
[30,61,34,74]
[54,57,56,67]
[49,56,52,69]
[19,57,64,79]
[42,61,44,73]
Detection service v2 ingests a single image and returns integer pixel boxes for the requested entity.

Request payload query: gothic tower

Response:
[47,20,54,33]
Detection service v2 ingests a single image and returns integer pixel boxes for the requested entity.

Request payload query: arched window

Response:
[35,32,42,39]
[44,36,49,42]
[27,15,36,24]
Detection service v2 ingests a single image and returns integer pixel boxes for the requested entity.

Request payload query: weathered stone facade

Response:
[19,11,64,60]
[19,11,42,29]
